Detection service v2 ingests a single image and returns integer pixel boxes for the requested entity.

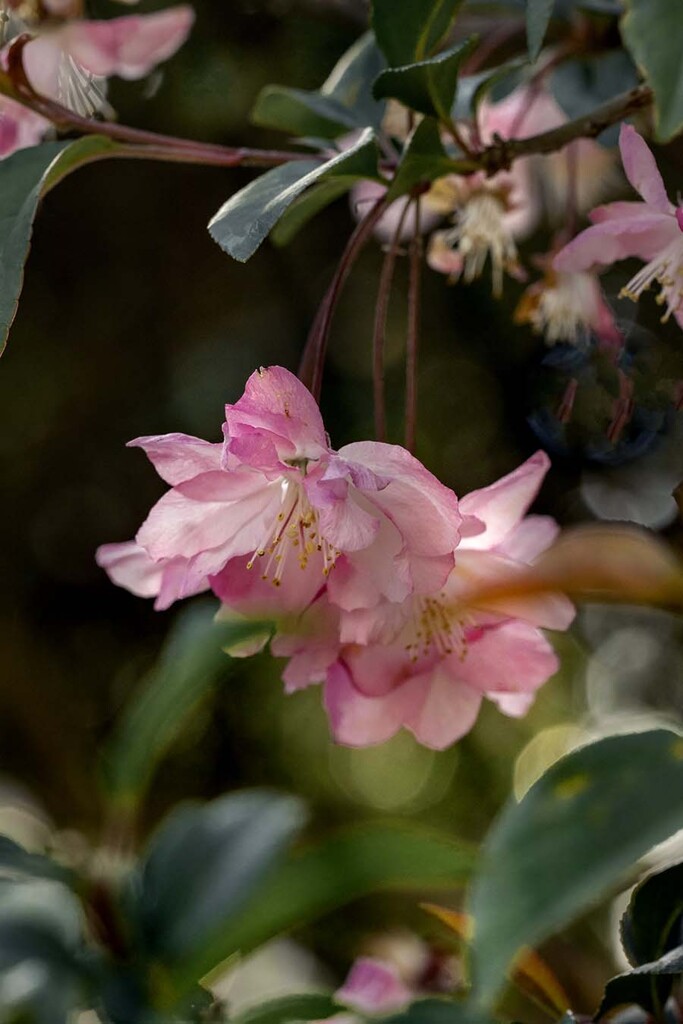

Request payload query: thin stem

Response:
[372,199,412,441]
[564,140,579,239]
[299,195,389,401]
[405,199,422,454]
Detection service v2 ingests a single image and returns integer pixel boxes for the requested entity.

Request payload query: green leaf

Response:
[271,178,356,246]
[133,791,306,963]
[251,87,359,139]
[387,118,456,199]
[469,730,683,1008]
[371,0,465,66]
[381,999,494,1024]
[321,32,387,129]
[179,822,476,992]
[621,0,683,141]
[0,837,74,886]
[233,993,339,1024]
[373,38,478,121]
[103,602,272,809]
[0,136,123,356]
[208,129,379,262]
[526,0,554,61]
[622,860,683,967]
[597,958,681,1019]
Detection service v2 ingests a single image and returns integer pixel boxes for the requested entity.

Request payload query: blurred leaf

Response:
[526,0,554,61]
[387,119,456,199]
[470,730,683,1007]
[251,87,359,139]
[422,904,570,1017]
[0,836,74,886]
[0,136,122,356]
[621,0,683,141]
[622,861,683,967]
[209,130,379,262]
[272,179,357,246]
[133,791,305,964]
[381,998,494,1024]
[453,525,683,614]
[103,603,273,810]
[371,0,466,66]
[179,823,476,994]
[373,38,478,120]
[322,32,387,129]
[550,51,638,145]
[596,957,681,1019]
[233,993,339,1024]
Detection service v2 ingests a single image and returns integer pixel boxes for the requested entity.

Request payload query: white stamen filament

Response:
[451,191,520,298]
[621,235,683,323]
[531,272,597,345]
[246,479,339,586]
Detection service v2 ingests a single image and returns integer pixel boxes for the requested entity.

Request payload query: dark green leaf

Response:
[526,0,554,61]
[233,993,339,1024]
[550,51,638,145]
[176,822,475,993]
[381,998,494,1024]
[597,946,683,1018]
[209,130,379,262]
[134,790,305,963]
[322,32,387,128]
[621,861,683,968]
[371,0,465,66]
[0,836,74,886]
[103,602,273,809]
[251,86,359,139]
[373,38,478,120]
[271,178,356,246]
[621,0,683,141]
[469,730,683,1008]
[387,119,456,199]
[0,136,123,356]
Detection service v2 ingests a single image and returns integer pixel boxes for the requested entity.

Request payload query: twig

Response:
[372,200,413,441]
[299,195,390,400]
[405,199,422,454]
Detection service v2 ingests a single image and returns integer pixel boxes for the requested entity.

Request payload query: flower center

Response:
[403,595,469,662]
[246,479,338,586]
[447,190,520,298]
[534,272,596,345]
[620,234,683,324]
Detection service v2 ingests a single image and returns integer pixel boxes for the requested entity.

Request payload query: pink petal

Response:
[403,666,482,750]
[458,451,550,552]
[0,97,48,156]
[127,433,223,486]
[553,215,679,273]
[96,540,163,597]
[336,959,411,1015]
[59,6,194,80]
[343,643,419,697]
[224,366,328,468]
[324,662,422,747]
[22,36,64,98]
[488,691,536,717]
[496,514,559,562]
[619,123,672,213]
[210,551,323,617]
[589,200,666,224]
[456,620,559,695]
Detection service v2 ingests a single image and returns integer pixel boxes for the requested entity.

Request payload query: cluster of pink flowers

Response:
[0,0,193,158]
[97,366,574,750]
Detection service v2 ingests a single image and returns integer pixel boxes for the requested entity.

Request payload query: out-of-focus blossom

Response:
[515,256,622,348]
[98,367,463,617]
[554,124,683,328]
[335,958,412,1016]
[274,452,574,749]
[0,3,193,157]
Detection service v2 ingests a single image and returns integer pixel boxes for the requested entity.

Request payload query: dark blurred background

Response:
[3,0,683,1008]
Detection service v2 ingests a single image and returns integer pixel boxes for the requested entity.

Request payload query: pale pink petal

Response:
[59,7,194,81]
[456,620,559,695]
[96,540,163,598]
[403,666,482,750]
[22,36,64,99]
[315,495,380,552]
[127,433,223,486]
[343,643,420,697]
[324,662,422,747]
[426,231,464,278]
[619,123,672,213]
[458,451,550,552]
[488,691,536,717]
[154,557,210,609]
[554,215,679,273]
[0,97,48,156]
[224,366,327,468]
[176,469,270,502]
[336,958,411,1015]
[496,514,559,562]
[209,552,324,617]
[589,201,668,224]
[273,599,341,692]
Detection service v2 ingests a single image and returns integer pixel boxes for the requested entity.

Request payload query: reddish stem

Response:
[405,200,422,454]
[299,195,389,401]
[372,200,412,441]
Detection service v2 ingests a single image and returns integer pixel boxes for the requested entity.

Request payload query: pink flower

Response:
[97,366,463,616]
[554,124,683,327]
[0,96,48,157]
[276,452,574,749]
[335,958,412,1016]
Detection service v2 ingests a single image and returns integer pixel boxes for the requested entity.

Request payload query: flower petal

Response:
[96,540,163,597]
[456,620,559,695]
[403,666,482,750]
[324,661,422,747]
[336,959,411,1015]
[458,451,550,552]
[553,215,679,272]
[619,123,672,213]
[127,433,223,485]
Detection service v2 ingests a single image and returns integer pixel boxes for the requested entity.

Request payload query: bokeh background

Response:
[3,0,683,1012]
